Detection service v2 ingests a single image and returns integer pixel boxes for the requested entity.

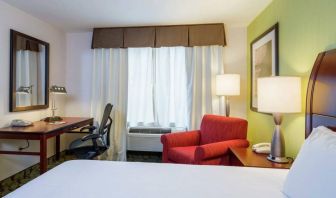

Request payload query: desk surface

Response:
[0,117,93,134]
[0,117,94,174]
[229,147,292,169]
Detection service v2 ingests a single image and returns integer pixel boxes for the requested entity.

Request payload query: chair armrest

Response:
[161,130,200,148]
[161,130,200,163]
[195,139,249,161]
[80,125,96,132]
[81,133,100,141]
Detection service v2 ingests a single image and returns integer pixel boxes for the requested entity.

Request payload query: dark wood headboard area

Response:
[306,49,336,137]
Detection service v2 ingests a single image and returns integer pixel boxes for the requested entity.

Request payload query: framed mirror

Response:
[10,30,49,112]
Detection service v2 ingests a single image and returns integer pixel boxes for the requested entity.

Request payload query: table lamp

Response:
[257,76,301,163]
[44,85,67,122]
[216,74,240,117]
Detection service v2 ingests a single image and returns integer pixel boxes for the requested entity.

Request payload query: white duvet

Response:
[5,160,288,198]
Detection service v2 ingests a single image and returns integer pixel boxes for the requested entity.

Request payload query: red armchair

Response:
[161,114,249,165]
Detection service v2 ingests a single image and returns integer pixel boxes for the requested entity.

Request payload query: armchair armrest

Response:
[161,130,200,148]
[195,139,249,161]
[161,130,200,163]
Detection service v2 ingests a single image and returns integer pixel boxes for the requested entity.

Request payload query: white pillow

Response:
[282,126,336,198]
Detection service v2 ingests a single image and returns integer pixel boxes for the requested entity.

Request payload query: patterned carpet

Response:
[0,151,161,197]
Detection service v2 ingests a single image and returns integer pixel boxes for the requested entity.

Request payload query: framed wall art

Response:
[250,23,279,112]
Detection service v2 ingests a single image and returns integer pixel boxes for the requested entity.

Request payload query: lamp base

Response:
[267,155,289,164]
[225,96,230,117]
[43,116,63,123]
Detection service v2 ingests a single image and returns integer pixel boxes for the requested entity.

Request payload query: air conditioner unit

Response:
[127,127,172,152]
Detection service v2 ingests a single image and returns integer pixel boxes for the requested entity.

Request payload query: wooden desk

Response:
[0,117,94,174]
[229,147,292,169]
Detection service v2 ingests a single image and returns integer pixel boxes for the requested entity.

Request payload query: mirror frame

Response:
[10,29,50,112]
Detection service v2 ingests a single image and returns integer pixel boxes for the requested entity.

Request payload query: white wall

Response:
[63,32,93,146]
[65,32,93,117]
[0,1,66,180]
[223,26,247,118]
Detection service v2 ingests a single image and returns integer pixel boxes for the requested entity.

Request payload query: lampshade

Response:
[216,74,240,96]
[50,85,67,94]
[257,76,301,113]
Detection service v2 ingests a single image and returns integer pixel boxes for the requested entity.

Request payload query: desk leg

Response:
[40,136,48,174]
[56,135,60,160]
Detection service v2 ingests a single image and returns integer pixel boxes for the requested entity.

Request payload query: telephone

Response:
[252,143,271,154]
[11,119,32,127]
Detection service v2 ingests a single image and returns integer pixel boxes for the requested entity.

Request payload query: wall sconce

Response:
[16,85,33,94]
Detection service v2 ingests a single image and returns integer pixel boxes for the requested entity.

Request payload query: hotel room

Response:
[0,0,335,197]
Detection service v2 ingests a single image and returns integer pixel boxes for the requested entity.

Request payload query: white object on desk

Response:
[11,119,32,127]
[252,143,271,154]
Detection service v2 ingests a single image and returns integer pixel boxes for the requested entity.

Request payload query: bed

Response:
[6,48,336,198]
[5,161,288,198]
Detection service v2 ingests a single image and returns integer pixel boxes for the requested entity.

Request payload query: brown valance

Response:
[92,28,123,48]
[16,36,40,52]
[156,26,189,47]
[92,23,226,49]
[189,24,226,46]
[124,27,155,48]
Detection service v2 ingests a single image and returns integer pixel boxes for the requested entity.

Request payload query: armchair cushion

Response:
[200,115,248,144]
[168,146,197,164]
[195,139,249,161]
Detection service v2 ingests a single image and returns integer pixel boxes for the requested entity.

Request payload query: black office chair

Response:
[68,103,113,159]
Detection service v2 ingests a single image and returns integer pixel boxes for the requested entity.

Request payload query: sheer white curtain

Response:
[91,48,128,161]
[127,47,188,128]
[155,47,188,128]
[90,45,223,160]
[186,46,224,130]
[127,48,155,126]
[37,46,46,104]
[16,50,39,106]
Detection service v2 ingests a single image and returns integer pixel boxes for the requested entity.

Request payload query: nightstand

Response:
[229,147,292,169]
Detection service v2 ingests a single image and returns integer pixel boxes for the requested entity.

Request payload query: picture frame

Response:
[250,23,279,112]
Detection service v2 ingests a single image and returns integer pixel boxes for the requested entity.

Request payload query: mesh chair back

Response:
[98,103,113,147]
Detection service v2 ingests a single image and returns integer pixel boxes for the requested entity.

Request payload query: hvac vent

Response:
[129,127,171,134]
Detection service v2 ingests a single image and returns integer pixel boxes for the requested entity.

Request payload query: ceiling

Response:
[2,0,272,32]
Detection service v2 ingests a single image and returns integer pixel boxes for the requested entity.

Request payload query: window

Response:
[127,47,188,128]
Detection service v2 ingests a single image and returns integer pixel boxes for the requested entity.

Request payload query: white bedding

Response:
[6,160,288,198]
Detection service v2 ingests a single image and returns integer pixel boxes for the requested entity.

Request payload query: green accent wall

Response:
[247,0,336,157]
